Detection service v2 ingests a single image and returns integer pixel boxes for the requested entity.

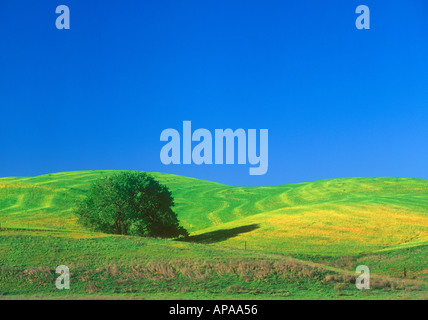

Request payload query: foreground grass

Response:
[0,230,426,299]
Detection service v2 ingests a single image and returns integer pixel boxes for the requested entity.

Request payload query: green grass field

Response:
[0,171,427,299]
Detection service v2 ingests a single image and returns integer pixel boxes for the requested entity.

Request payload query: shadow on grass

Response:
[179,224,260,244]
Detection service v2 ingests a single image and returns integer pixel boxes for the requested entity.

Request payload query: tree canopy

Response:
[75,172,188,238]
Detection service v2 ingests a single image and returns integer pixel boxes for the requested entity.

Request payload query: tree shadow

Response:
[179,224,260,244]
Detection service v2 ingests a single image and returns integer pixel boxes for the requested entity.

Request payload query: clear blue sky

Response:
[0,0,427,186]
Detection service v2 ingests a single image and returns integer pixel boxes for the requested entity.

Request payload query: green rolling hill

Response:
[0,170,427,299]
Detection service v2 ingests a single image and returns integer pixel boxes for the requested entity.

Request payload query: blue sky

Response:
[0,0,427,186]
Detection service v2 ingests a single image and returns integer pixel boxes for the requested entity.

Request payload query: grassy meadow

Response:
[0,171,427,299]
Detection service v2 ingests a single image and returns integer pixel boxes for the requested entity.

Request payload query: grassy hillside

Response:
[1,171,427,256]
[0,229,425,299]
[0,171,427,299]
